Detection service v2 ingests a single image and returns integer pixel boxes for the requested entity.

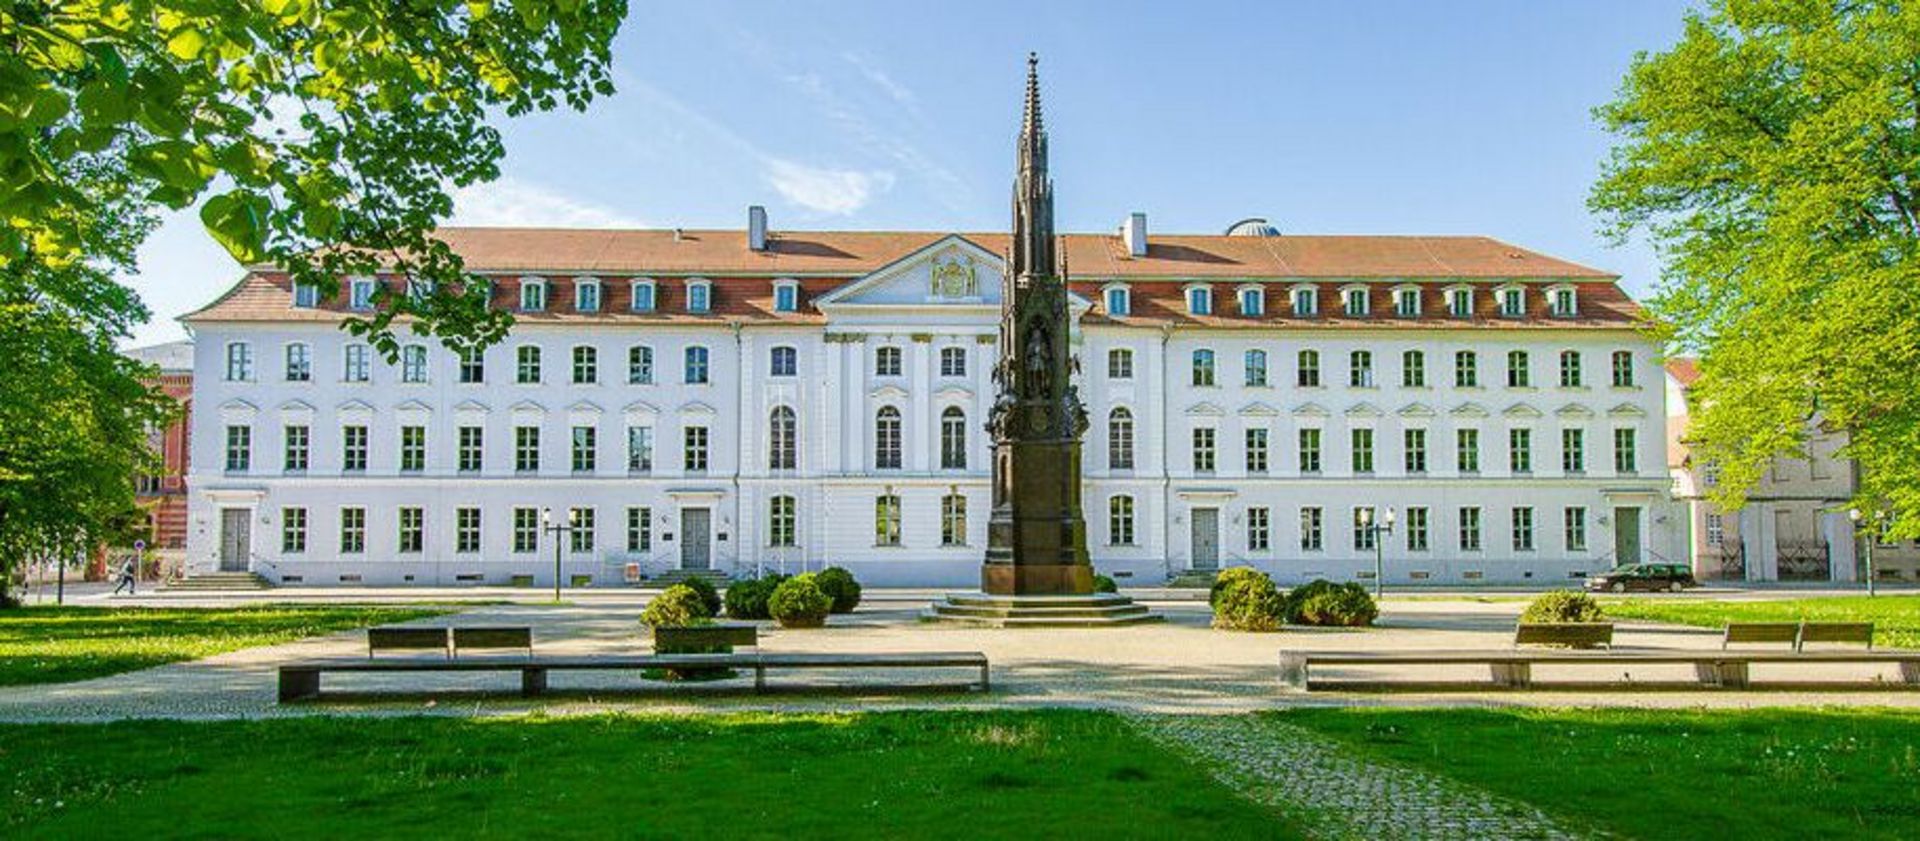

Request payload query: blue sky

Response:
[122,0,1694,347]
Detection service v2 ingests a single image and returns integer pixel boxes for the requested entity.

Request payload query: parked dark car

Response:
[1584,563,1697,593]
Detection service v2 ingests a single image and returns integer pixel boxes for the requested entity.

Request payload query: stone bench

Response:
[278,651,989,702]
[1723,621,1875,651]
[1278,649,1920,692]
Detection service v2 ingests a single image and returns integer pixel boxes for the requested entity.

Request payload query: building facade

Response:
[126,340,195,556]
[181,215,1675,587]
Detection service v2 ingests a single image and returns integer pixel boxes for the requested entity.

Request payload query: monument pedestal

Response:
[924,592,1163,628]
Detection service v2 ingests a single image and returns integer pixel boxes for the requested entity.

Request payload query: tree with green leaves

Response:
[1593,1,1920,535]
[2,0,626,353]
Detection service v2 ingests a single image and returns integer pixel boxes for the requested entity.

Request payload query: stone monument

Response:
[927,55,1158,626]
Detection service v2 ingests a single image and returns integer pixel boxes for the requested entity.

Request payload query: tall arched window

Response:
[875,406,902,469]
[768,406,797,470]
[1109,408,1135,470]
[940,407,967,469]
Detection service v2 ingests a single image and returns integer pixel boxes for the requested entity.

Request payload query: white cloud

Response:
[449,177,644,228]
[763,159,895,215]
[842,52,916,106]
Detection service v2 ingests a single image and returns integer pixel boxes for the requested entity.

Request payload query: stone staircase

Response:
[924,592,1164,627]
[161,571,273,592]
[648,569,731,588]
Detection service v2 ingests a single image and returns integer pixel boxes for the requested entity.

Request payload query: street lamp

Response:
[1359,506,1396,599]
[1848,508,1878,597]
[541,507,579,603]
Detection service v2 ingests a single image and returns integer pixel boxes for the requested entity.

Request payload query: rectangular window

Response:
[397,507,424,553]
[1564,506,1587,552]
[350,278,376,310]
[1109,496,1136,546]
[399,426,426,473]
[875,346,903,377]
[1559,351,1583,388]
[344,345,370,382]
[1247,506,1271,551]
[770,497,798,547]
[225,425,251,472]
[774,284,798,313]
[1562,428,1585,474]
[1500,287,1525,317]
[571,426,597,473]
[1353,507,1377,550]
[1448,288,1473,317]
[1454,350,1478,388]
[340,507,366,553]
[1456,428,1480,474]
[1348,350,1373,387]
[521,281,547,311]
[1705,512,1725,545]
[940,346,966,377]
[687,283,711,313]
[1245,428,1269,474]
[1186,287,1212,315]
[1244,350,1267,386]
[1406,506,1430,552]
[572,346,598,384]
[1292,287,1318,317]
[629,346,654,384]
[684,346,710,384]
[283,425,309,473]
[1298,428,1323,474]
[1403,428,1427,473]
[1239,288,1263,316]
[1506,350,1530,388]
[284,344,311,381]
[515,426,541,473]
[225,342,254,381]
[1614,428,1638,474]
[771,346,801,378]
[630,282,655,312]
[1192,427,1216,473]
[1109,411,1135,470]
[627,426,654,473]
[569,508,595,553]
[1512,507,1535,551]
[1552,287,1577,317]
[456,507,481,554]
[1459,507,1483,552]
[1350,428,1374,474]
[281,507,307,553]
[1191,349,1216,386]
[1300,507,1324,551]
[342,425,368,472]
[457,426,483,473]
[1611,351,1635,387]
[1401,350,1425,388]
[875,495,902,546]
[626,506,653,552]
[941,494,967,547]
[1106,287,1130,316]
[1297,350,1321,387]
[1108,348,1133,379]
[576,282,601,312]
[1509,428,1533,473]
[684,426,709,473]
[517,346,542,383]
[1344,288,1370,317]
[1395,288,1421,316]
[401,345,428,383]
[513,508,539,553]
[458,347,484,384]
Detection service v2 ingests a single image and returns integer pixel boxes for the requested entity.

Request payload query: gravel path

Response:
[1128,713,1591,841]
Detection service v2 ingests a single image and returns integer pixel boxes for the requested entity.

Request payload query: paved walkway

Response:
[1130,714,1587,840]
[3,597,1916,723]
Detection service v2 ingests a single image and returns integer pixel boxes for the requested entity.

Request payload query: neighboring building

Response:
[125,340,194,555]
[178,211,1673,587]
[1666,358,1919,582]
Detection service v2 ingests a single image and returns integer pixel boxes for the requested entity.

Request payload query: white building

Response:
[182,213,1678,587]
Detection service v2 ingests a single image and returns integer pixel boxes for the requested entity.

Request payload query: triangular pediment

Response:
[623,400,661,418]
[816,236,1004,307]
[394,399,433,415]
[219,398,259,414]
[453,399,490,414]
[1397,402,1436,418]
[1503,403,1544,419]
[935,384,975,401]
[1293,402,1330,418]
[510,399,547,416]
[1186,401,1226,417]
[277,399,316,415]
[1451,402,1489,419]
[1346,402,1383,418]
[1556,403,1595,419]
[1238,401,1280,417]
[336,399,375,415]
[566,399,604,416]
[871,384,910,401]
[1607,402,1647,418]
[679,401,717,416]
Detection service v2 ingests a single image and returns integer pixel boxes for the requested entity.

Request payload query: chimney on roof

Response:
[1121,212,1148,257]
[748,205,768,251]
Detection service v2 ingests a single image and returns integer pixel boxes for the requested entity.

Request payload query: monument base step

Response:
[922,592,1164,628]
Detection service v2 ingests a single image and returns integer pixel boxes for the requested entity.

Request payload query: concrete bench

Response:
[452,626,533,658]
[1513,622,1614,649]
[1800,622,1874,650]
[278,651,989,702]
[654,624,758,652]
[1722,621,1876,651]
[367,627,450,658]
[1279,649,1920,692]
[1722,622,1801,649]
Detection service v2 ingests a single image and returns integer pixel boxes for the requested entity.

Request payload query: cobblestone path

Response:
[1129,713,1593,841]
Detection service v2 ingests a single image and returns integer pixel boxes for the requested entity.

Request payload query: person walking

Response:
[112,559,137,596]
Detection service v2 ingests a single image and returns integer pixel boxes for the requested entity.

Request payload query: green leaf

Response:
[200,191,271,263]
[167,29,207,61]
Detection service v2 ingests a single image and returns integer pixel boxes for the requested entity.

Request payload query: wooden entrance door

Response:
[680,508,711,570]
[1191,508,1220,570]
[1613,506,1642,565]
[219,508,251,572]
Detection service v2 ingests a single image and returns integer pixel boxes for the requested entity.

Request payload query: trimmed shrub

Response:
[1210,566,1269,608]
[769,573,833,628]
[1092,574,1118,594]
[1521,590,1606,624]
[1289,580,1379,627]
[814,566,863,614]
[724,573,786,620]
[680,576,723,618]
[1211,570,1287,632]
[640,584,714,629]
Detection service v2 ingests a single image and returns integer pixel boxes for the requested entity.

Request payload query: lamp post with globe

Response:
[1359,507,1396,599]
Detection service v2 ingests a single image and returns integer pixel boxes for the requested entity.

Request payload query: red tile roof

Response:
[1666,357,1702,387]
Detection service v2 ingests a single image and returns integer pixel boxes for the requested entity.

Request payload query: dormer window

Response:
[293,282,320,308]
[520,278,548,312]
[575,278,601,312]
[349,278,376,310]
[1499,285,1526,318]
[1291,285,1319,317]
[630,279,657,312]
[686,279,712,313]
[1393,287,1421,317]
[1238,286,1265,317]
[1446,286,1474,318]
[1549,285,1578,317]
[1342,286,1370,317]
[1104,284,1131,316]
[1185,285,1213,316]
[773,279,799,313]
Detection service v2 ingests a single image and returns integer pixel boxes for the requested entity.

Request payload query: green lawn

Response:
[0,711,1293,839]
[1604,594,1920,648]
[0,605,451,686]
[1281,707,1920,840]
